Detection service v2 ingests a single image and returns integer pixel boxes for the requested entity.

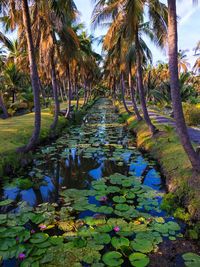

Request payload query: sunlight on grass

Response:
[0,110,57,154]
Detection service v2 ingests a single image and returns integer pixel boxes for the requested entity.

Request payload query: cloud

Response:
[179,6,200,26]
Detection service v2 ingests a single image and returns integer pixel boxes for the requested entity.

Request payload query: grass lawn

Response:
[60,99,84,110]
[0,108,66,175]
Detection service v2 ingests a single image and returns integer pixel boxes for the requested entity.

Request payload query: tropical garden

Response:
[0,0,200,266]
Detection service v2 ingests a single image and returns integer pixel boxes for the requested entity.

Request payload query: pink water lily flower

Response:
[100,196,108,202]
[18,253,26,260]
[39,224,47,230]
[113,226,120,232]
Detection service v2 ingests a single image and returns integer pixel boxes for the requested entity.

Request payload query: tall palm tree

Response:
[92,0,168,135]
[167,0,200,172]
[20,0,41,152]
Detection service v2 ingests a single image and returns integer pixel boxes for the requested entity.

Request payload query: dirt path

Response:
[148,111,200,145]
[126,101,200,145]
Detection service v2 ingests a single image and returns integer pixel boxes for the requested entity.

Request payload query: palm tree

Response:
[193,41,200,74]
[178,49,190,73]
[92,0,168,135]
[20,0,41,152]
[0,51,9,118]
[167,0,200,172]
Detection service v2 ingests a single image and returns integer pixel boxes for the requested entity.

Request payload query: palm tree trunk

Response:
[168,0,200,172]
[0,92,9,118]
[59,86,64,102]
[121,73,131,114]
[50,56,60,130]
[20,0,41,152]
[62,80,67,100]
[75,73,79,110]
[129,70,142,121]
[113,76,116,101]
[65,64,72,118]
[39,80,47,107]
[135,27,157,135]
[83,78,87,105]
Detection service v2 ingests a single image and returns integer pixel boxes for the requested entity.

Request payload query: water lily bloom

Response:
[18,253,26,260]
[113,226,120,232]
[39,224,47,230]
[100,196,108,202]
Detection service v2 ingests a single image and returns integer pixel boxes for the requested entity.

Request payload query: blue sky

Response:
[74,0,200,66]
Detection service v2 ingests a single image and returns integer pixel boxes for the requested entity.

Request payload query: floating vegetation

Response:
[0,99,199,266]
[0,173,183,266]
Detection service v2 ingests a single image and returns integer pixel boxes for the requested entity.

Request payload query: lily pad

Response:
[111,237,130,249]
[182,252,200,267]
[129,253,150,267]
[131,239,154,253]
[113,196,126,204]
[102,251,124,266]
[0,199,13,206]
[30,233,49,244]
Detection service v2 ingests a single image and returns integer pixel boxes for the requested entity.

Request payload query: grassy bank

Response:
[0,98,96,176]
[0,109,66,176]
[117,104,200,234]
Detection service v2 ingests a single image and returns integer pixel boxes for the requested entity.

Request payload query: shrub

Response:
[183,103,200,126]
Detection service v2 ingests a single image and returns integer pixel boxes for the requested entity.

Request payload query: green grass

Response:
[0,109,66,176]
[115,100,200,222]
[126,115,200,221]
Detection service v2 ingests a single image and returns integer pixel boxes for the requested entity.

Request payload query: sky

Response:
[74,0,200,67]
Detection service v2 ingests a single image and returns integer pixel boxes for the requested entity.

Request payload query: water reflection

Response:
[0,99,165,209]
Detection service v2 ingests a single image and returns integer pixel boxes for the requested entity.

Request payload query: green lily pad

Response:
[113,196,126,204]
[93,233,111,245]
[111,237,130,249]
[129,253,150,267]
[97,206,113,214]
[115,204,130,211]
[30,233,49,244]
[182,252,200,267]
[102,251,124,266]
[0,199,13,206]
[131,239,154,253]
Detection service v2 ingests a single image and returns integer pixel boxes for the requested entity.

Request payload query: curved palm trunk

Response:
[65,64,72,119]
[168,0,200,172]
[20,0,41,152]
[0,92,9,118]
[135,28,157,135]
[50,57,60,130]
[129,70,142,121]
[121,73,131,114]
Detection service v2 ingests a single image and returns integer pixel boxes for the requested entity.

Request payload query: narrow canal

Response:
[0,98,199,267]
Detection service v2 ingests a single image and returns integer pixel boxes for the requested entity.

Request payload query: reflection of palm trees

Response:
[60,155,99,189]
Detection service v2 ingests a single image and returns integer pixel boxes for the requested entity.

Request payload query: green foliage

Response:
[183,103,200,126]
[182,252,200,267]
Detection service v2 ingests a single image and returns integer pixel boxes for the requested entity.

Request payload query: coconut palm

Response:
[167,0,200,172]
[92,0,168,135]
[193,41,200,74]
[178,49,190,73]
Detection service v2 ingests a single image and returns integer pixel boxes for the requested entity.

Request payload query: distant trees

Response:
[0,0,101,152]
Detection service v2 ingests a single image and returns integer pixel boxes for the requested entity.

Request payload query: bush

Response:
[183,103,200,126]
